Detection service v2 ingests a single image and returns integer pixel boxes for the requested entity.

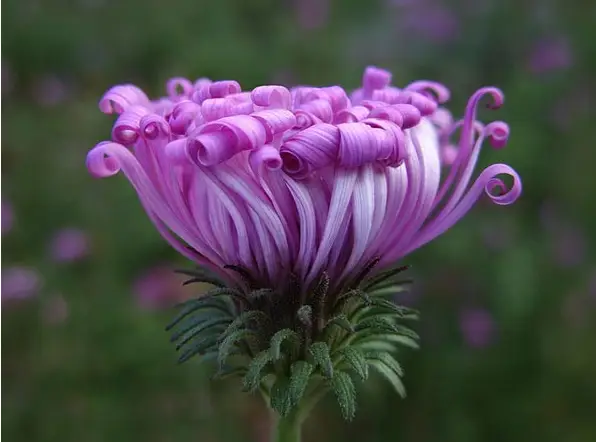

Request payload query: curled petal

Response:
[209,80,242,98]
[335,105,370,123]
[391,104,422,129]
[87,141,127,178]
[112,105,152,145]
[166,77,194,100]
[319,86,350,113]
[168,100,201,135]
[362,66,392,94]
[249,144,283,172]
[251,86,292,109]
[405,80,451,104]
[484,121,509,149]
[191,81,213,104]
[294,110,323,129]
[164,138,189,166]
[251,109,297,143]
[370,87,402,104]
[367,105,404,127]
[189,115,267,166]
[297,99,333,123]
[140,114,170,140]
[99,85,150,114]
[362,118,406,167]
[280,123,339,178]
[394,91,437,116]
[337,123,394,167]
[291,86,318,107]
[201,97,253,122]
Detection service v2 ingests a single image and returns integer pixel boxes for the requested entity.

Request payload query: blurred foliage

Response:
[2,0,596,441]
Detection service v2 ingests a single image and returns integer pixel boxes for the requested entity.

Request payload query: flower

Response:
[132,265,193,310]
[2,199,14,235]
[527,36,573,75]
[86,66,521,292]
[86,66,521,423]
[1,266,43,301]
[49,228,90,263]
[459,307,496,349]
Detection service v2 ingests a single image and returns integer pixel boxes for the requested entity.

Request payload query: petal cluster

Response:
[87,66,521,289]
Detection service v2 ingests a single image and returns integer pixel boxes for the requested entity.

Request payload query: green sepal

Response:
[324,313,354,334]
[220,310,270,340]
[330,371,357,421]
[336,347,369,381]
[243,350,273,393]
[362,265,409,291]
[289,360,315,406]
[269,329,301,361]
[166,297,231,331]
[174,268,226,288]
[177,335,220,364]
[270,376,293,417]
[308,341,333,378]
[174,317,231,350]
[366,351,406,398]
[218,329,259,368]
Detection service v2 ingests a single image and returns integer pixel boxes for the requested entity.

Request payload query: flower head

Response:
[87,66,521,292]
[49,228,90,263]
[86,66,521,420]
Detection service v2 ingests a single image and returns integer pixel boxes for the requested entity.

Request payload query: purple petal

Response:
[1,266,43,301]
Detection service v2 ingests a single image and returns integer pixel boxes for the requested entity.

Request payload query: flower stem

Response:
[272,410,303,442]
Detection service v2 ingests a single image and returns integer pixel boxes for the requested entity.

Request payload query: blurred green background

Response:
[2,0,595,441]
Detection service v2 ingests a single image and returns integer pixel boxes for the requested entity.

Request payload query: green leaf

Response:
[330,371,357,421]
[243,350,273,393]
[308,341,333,378]
[289,361,315,406]
[174,268,226,287]
[337,347,368,381]
[368,280,413,296]
[270,376,293,417]
[366,352,406,398]
[218,329,259,368]
[220,310,270,341]
[269,329,301,361]
[177,335,220,364]
[169,309,231,342]
[174,317,231,350]
[366,299,419,320]
[362,265,410,291]
[324,314,354,334]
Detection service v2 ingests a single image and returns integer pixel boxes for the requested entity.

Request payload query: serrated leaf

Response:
[243,350,273,393]
[367,352,406,398]
[169,309,232,342]
[174,268,226,287]
[220,310,270,342]
[166,292,238,331]
[324,314,355,334]
[308,341,333,378]
[330,371,357,421]
[177,335,220,364]
[270,376,293,417]
[269,329,301,361]
[367,299,419,320]
[289,361,314,406]
[362,265,410,291]
[337,347,368,381]
[174,317,231,350]
[368,280,413,296]
[218,329,259,368]
[354,317,399,334]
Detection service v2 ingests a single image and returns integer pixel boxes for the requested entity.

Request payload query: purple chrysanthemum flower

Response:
[459,307,496,349]
[1,266,43,301]
[86,66,521,424]
[87,66,521,291]
[49,228,90,263]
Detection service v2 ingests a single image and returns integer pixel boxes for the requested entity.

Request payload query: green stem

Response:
[272,409,303,442]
